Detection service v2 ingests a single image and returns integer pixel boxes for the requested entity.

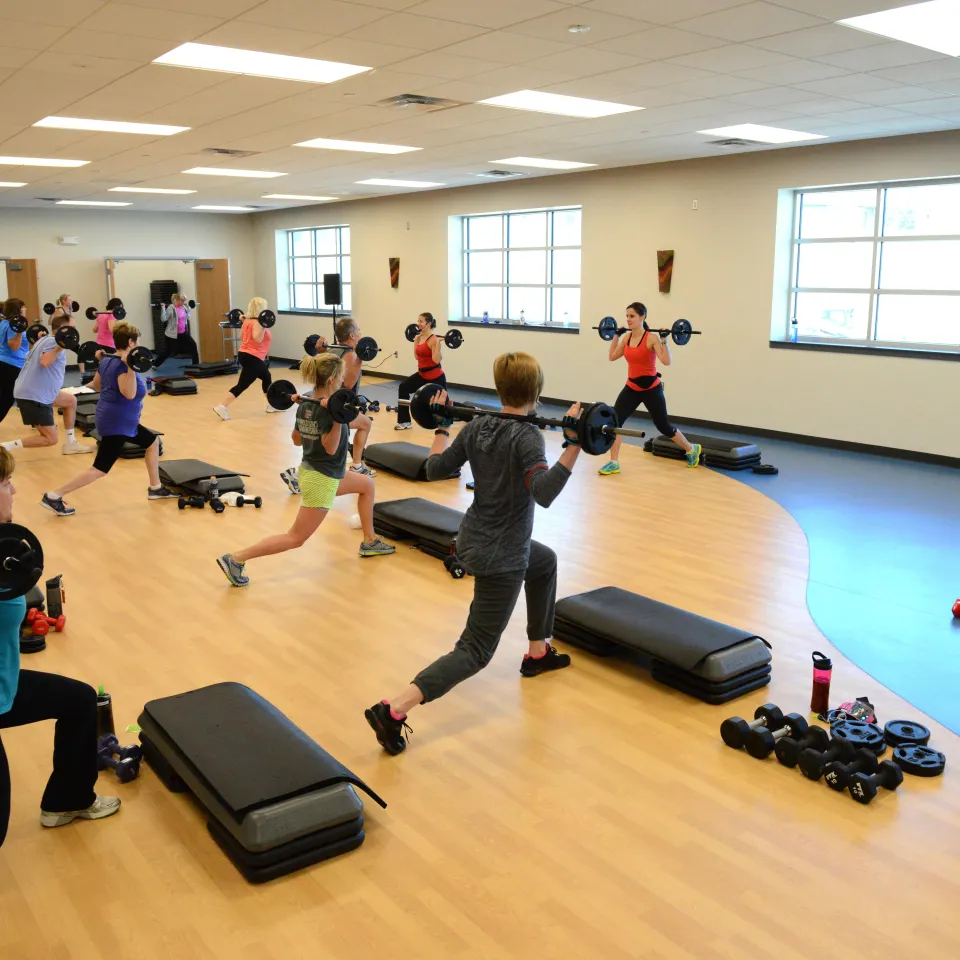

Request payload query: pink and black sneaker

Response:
[365,701,412,755]
[520,644,571,678]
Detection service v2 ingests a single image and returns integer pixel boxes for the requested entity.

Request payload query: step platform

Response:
[373,496,464,562]
[363,441,460,481]
[159,459,248,496]
[649,433,761,470]
[148,376,198,396]
[183,360,239,379]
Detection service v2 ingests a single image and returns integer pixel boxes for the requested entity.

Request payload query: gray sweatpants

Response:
[413,541,557,703]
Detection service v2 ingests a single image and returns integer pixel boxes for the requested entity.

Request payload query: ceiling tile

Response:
[778,96,869,115]
[79,4,224,40]
[0,0,104,27]
[850,116,959,134]
[802,106,914,124]
[669,74,770,97]
[926,79,960,96]
[196,22,334,56]
[596,27,726,61]
[0,18,69,48]
[677,3,827,42]
[723,85,828,107]
[402,0,566,30]
[389,52,493,79]
[580,0,747,24]
[589,61,718,89]
[527,47,643,78]
[0,46,41,70]
[439,31,574,63]
[118,0,261,14]
[750,24,888,58]
[457,64,575,92]
[814,42,947,73]
[506,8,656,44]
[871,60,960,85]
[796,74,907,96]
[300,38,422,68]
[895,97,960,115]
[666,43,794,73]
[344,13,488,48]
[765,0,911,17]
[842,84,943,105]
[240,0,389,37]
[45,28,181,61]
[733,60,851,85]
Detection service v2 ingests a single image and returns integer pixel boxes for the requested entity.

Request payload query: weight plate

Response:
[404,323,419,342]
[577,401,617,457]
[113,305,127,321]
[0,524,44,602]
[258,309,276,328]
[596,317,619,341]
[831,719,886,754]
[446,329,463,349]
[266,380,297,412]
[893,743,945,777]
[884,719,931,747]
[355,336,379,362]
[672,319,692,346]
[752,464,779,475]
[409,382,444,429]
[303,334,322,357]
[27,323,48,345]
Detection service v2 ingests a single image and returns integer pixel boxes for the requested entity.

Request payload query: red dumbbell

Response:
[26,608,66,632]
[953,598,960,618]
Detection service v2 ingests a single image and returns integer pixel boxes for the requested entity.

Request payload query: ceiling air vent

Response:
[475,170,525,179]
[708,138,764,148]
[375,93,466,114]
[203,147,259,158]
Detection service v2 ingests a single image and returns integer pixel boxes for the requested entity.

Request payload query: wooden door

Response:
[195,259,231,363]
[5,259,40,321]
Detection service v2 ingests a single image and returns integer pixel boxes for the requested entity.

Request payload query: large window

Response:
[284,225,350,312]
[462,207,581,327]
[790,181,960,348]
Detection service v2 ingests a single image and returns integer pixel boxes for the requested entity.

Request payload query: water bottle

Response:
[97,686,115,738]
[481,311,489,324]
[208,475,219,502]
[520,309,526,325]
[791,318,799,343]
[810,651,832,715]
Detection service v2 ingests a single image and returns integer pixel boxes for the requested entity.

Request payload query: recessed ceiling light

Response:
[56,200,132,207]
[294,137,420,154]
[182,167,285,179]
[839,0,960,57]
[0,182,26,188]
[33,117,188,136]
[262,193,338,201]
[356,178,444,188]
[192,205,254,212]
[568,24,591,33]
[479,90,642,119]
[0,156,89,167]
[697,123,825,144]
[154,43,371,84]
[494,157,596,170]
[109,186,197,195]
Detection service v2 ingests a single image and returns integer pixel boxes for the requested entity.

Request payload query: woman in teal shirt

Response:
[0,298,29,424]
[0,448,120,846]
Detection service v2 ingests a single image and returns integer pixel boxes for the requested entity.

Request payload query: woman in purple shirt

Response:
[40,322,177,517]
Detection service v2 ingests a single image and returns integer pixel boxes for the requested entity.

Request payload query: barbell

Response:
[404,324,464,349]
[150,299,198,309]
[0,523,44,602]
[266,381,374,422]
[54,326,156,373]
[224,308,276,329]
[84,305,127,322]
[593,316,701,346]
[303,332,381,363]
[391,382,645,457]
[42,300,80,316]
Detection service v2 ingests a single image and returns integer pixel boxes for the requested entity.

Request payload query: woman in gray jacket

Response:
[155,293,199,367]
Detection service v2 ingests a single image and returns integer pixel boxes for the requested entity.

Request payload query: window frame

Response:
[788,178,960,352]
[459,206,582,330]
[283,224,351,316]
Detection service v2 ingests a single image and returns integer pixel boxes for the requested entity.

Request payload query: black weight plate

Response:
[303,334,322,357]
[884,720,931,747]
[893,744,945,777]
[409,381,444,429]
[27,323,48,345]
[327,388,359,424]
[85,306,99,321]
[9,315,27,333]
[0,524,44,602]
[266,379,297,412]
[752,464,779,475]
[831,719,886,754]
[596,317,619,341]
[446,329,463,349]
[404,323,418,342]
[55,326,80,351]
[355,336,379,362]
[578,401,617,457]
[113,305,126,321]
[76,341,101,364]
[257,309,276,328]
[672,319,692,346]
[127,347,155,373]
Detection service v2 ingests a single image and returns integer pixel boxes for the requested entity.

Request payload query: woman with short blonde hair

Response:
[214,297,275,420]
[155,292,199,367]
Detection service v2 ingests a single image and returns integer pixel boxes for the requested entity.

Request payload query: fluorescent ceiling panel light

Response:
[109,186,196,195]
[56,200,131,206]
[494,157,596,170]
[356,178,444,188]
[295,137,420,154]
[192,205,254,211]
[0,156,88,167]
[0,182,26,187]
[183,167,285,179]
[33,117,188,136]
[263,194,338,201]
[697,123,825,143]
[839,0,960,57]
[479,90,641,118]
[154,43,370,84]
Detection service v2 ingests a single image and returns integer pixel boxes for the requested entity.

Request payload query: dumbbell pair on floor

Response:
[24,607,66,637]
[97,734,142,784]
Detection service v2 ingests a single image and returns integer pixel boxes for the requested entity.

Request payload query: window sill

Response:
[770,340,960,361]
[450,319,580,335]
[279,309,349,318]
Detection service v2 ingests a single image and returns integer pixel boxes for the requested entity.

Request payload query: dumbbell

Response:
[209,497,226,514]
[848,760,903,804]
[797,738,856,781]
[774,725,830,768]
[100,733,142,765]
[720,704,784,749]
[221,492,262,508]
[25,608,66,633]
[824,748,879,792]
[178,496,205,510]
[84,305,126,321]
[404,324,465,349]
[745,713,808,759]
[96,735,141,783]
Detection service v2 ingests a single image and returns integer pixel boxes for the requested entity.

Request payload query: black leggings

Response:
[0,360,20,424]
[92,424,158,474]
[396,371,446,424]
[1,671,99,847]
[613,382,676,439]
[156,333,199,366]
[230,351,272,398]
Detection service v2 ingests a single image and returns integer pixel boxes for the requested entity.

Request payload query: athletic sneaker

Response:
[217,553,249,587]
[213,404,231,421]
[280,467,300,495]
[349,462,377,478]
[265,403,281,414]
[359,537,396,558]
[520,644,572,678]
[364,701,412,756]
[147,486,178,500]
[686,443,702,468]
[40,794,121,828]
[41,493,75,517]
[598,461,620,476]
[394,422,412,431]
[62,440,94,455]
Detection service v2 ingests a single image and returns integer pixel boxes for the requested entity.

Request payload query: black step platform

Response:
[553,587,772,703]
[648,433,761,470]
[363,441,460,481]
[149,376,198,396]
[183,360,239,379]
[159,459,248,496]
[138,682,385,883]
[373,496,464,561]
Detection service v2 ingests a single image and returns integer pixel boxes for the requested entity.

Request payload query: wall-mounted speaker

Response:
[323,273,342,306]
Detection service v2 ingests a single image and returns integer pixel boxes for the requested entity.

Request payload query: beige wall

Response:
[251,131,960,459]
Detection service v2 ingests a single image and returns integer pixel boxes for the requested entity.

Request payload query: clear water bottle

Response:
[791,318,799,343]
[482,310,489,324]
[520,308,526,325]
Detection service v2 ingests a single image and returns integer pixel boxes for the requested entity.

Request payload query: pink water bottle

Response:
[811,651,832,715]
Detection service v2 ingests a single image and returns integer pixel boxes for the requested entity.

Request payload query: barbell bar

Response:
[266,381,377,422]
[593,316,701,346]
[223,308,276,329]
[150,299,198,309]
[84,305,127,322]
[404,324,464,349]
[52,326,155,373]
[303,333,381,363]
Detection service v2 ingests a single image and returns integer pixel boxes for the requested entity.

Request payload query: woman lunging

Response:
[394,312,446,432]
[0,299,29,424]
[213,297,276,420]
[155,294,199,368]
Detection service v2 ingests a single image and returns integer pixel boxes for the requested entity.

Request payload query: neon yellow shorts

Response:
[298,465,340,510]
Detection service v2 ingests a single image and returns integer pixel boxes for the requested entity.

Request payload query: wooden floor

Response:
[0,374,957,960]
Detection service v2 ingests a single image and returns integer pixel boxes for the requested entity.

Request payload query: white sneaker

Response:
[394,422,412,431]
[265,404,281,414]
[213,405,231,421]
[40,794,121,828]
[62,440,94,455]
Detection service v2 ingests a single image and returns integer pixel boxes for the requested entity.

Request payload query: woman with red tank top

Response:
[598,302,701,475]
[395,312,446,430]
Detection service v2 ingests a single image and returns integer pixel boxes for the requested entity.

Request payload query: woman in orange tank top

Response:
[395,312,446,430]
[598,302,701,475]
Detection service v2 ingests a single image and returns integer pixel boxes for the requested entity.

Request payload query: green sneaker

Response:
[598,461,620,476]
[360,537,396,558]
[686,443,702,468]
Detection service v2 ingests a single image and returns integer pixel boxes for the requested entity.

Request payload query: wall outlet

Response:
[59,236,80,245]
[692,200,698,210]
